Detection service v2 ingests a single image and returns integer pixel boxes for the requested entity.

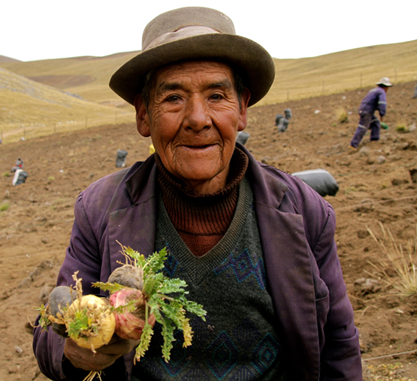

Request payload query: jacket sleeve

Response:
[32,193,127,380]
[311,202,362,380]
[377,89,387,117]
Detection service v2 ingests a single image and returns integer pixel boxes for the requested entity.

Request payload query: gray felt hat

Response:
[109,7,275,107]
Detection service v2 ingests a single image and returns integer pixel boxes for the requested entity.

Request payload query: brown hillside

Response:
[0,51,140,106]
[0,55,21,63]
[0,80,416,380]
[0,67,135,141]
[1,40,416,110]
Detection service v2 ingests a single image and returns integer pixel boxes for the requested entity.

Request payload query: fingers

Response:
[64,338,120,372]
[63,335,140,372]
[96,336,140,354]
[51,322,68,338]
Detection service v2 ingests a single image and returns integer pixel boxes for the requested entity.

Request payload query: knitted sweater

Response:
[132,177,292,380]
[154,147,248,256]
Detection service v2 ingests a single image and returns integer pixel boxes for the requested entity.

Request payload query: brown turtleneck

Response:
[155,148,249,257]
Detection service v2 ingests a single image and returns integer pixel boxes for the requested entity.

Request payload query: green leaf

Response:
[135,321,154,362]
[159,300,184,329]
[110,300,137,314]
[124,246,144,263]
[183,300,207,320]
[67,308,98,339]
[36,304,52,331]
[159,278,188,295]
[92,282,124,293]
[160,318,175,363]
[144,247,168,275]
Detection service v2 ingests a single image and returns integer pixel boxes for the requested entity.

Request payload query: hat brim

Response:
[109,33,275,107]
[376,82,393,87]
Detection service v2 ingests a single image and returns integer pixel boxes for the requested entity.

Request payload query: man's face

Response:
[135,61,250,194]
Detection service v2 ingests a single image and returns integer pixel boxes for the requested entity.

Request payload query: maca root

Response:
[93,244,207,363]
[107,265,143,290]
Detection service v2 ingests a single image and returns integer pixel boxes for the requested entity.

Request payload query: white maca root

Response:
[66,295,115,350]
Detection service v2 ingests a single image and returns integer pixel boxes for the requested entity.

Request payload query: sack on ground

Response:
[236,131,250,145]
[116,150,128,168]
[12,169,28,186]
[292,169,339,197]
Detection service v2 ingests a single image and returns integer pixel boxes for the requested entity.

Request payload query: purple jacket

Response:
[359,86,387,117]
[33,145,362,380]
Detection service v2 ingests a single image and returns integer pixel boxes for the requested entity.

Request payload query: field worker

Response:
[349,77,393,150]
[33,6,362,381]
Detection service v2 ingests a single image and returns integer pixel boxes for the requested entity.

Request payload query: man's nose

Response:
[184,96,211,131]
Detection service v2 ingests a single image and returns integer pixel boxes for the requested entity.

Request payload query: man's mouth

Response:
[185,144,212,149]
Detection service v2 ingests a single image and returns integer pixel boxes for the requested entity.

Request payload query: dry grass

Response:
[363,361,416,381]
[335,107,349,123]
[367,223,417,296]
[261,39,417,106]
[395,121,409,132]
[0,201,10,212]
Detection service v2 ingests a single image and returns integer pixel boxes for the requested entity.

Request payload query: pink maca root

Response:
[109,289,155,340]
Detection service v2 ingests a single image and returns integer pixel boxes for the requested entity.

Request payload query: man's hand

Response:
[64,335,140,372]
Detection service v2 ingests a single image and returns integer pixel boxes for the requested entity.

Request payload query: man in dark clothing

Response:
[33,6,362,381]
[350,77,393,149]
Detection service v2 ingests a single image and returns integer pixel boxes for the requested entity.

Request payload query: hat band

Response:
[144,26,221,50]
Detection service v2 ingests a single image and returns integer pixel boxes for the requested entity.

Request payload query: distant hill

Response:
[0,39,416,141]
[1,40,416,108]
[0,67,134,141]
[0,51,140,108]
[0,55,21,64]
[267,39,417,106]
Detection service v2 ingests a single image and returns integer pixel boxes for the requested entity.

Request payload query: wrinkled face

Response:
[135,61,250,194]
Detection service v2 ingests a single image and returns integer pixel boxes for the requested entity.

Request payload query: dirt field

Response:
[1,81,416,380]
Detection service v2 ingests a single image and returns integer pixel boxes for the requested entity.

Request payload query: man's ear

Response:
[134,94,151,137]
[238,88,251,132]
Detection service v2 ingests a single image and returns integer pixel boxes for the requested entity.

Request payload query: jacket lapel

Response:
[255,203,320,380]
[106,157,158,275]
[241,145,320,380]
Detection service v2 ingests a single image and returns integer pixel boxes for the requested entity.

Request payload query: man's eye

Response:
[166,95,180,102]
[210,93,224,100]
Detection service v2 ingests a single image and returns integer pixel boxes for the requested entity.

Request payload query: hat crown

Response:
[110,6,275,107]
[142,7,236,50]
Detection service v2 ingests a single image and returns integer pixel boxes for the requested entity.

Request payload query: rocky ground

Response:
[0,81,416,380]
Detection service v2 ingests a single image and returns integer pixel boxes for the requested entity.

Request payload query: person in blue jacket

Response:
[350,77,393,149]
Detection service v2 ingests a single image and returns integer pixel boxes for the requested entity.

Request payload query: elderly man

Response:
[33,7,362,381]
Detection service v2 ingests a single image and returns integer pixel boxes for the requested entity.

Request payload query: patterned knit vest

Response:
[132,178,292,380]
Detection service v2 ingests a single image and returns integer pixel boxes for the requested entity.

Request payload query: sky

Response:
[2,0,416,62]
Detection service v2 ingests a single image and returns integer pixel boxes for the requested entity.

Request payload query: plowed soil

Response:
[1,81,417,380]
